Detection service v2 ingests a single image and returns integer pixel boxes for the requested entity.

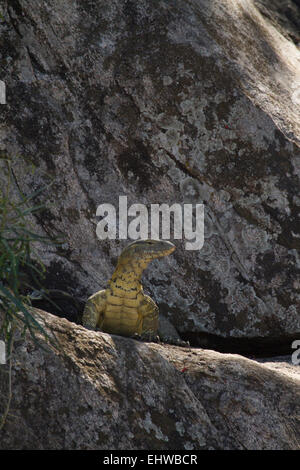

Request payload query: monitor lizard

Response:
[82,239,182,343]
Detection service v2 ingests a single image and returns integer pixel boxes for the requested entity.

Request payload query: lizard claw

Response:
[131,332,160,343]
[160,336,190,347]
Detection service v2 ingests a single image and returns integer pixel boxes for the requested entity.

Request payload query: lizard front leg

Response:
[135,294,160,342]
[82,290,106,331]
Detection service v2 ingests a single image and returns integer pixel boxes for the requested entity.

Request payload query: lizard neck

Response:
[108,258,150,292]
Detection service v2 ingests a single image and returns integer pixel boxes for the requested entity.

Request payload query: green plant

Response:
[0,156,63,430]
[0,156,61,353]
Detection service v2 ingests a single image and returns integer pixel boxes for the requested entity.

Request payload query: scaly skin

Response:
[82,239,175,340]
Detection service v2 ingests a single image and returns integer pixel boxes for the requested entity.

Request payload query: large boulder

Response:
[0,309,299,449]
[0,0,300,350]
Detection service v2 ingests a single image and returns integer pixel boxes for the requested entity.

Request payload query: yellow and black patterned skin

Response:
[82,239,175,339]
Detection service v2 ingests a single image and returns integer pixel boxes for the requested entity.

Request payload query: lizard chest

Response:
[102,288,144,335]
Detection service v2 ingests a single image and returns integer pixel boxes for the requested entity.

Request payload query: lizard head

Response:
[119,239,176,263]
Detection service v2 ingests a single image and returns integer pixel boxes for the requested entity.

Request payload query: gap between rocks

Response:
[31,295,299,359]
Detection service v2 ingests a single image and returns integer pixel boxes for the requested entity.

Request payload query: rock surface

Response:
[0,0,300,349]
[0,309,299,450]
[256,354,300,380]
[255,0,300,46]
